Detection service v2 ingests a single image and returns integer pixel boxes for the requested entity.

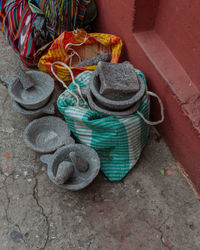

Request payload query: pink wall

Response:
[95,0,134,59]
[95,0,200,193]
[155,0,200,89]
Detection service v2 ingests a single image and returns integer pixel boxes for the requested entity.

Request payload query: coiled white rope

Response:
[51,61,85,106]
[137,91,164,125]
[50,33,88,105]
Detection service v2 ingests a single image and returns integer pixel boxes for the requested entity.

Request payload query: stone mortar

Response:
[11,92,56,119]
[89,72,146,111]
[8,71,54,110]
[40,144,101,191]
[24,116,74,153]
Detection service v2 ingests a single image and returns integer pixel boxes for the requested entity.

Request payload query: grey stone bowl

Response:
[87,90,142,117]
[90,72,146,111]
[40,144,101,191]
[11,92,56,119]
[8,71,54,110]
[73,53,111,67]
[24,116,74,153]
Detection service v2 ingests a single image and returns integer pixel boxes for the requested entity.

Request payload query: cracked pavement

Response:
[0,32,200,250]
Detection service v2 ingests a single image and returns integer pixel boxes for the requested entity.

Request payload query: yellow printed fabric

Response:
[38,29,122,84]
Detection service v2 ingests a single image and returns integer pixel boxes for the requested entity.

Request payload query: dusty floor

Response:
[0,33,200,250]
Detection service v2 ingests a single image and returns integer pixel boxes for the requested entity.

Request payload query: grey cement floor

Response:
[0,32,200,250]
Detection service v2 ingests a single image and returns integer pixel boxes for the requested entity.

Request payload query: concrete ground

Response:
[0,32,200,250]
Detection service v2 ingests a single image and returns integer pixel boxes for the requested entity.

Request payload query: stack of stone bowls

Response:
[87,61,146,116]
[24,116,101,191]
[5,67,55,119]
[2,67,101,191]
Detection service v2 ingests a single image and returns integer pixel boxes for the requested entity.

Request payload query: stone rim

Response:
[8,71,54,109]
[46,144,101,191]
[11,92,56,118]
[87,89,142,117]
[24,116,73,153]
[89,71,146,110]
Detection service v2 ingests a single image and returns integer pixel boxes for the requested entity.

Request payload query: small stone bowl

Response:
[8,71,54,110]
[24,116,74,153]
[11,92,56,119]
[90,72,146,111]
[87,90,142,117]
[40,144,101,191]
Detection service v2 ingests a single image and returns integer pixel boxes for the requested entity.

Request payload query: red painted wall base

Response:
[95,0,200,192]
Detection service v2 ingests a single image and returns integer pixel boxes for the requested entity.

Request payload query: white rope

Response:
[72,29,81,37]
[51,61,85,106]
[137,91,164,125]
[67,48,81,66]
[64,35,88,66]
[50,33,89,106]
[65,36,88,51]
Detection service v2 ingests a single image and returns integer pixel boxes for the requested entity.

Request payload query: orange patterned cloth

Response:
[38,29,123,83]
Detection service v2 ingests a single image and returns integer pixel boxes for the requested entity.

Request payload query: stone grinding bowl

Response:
[11,92,56,119]
[90,72,146,111]
[40,144,101,191]
[24,116,74,153]
[87,90,142,117]
[8,71,54,110]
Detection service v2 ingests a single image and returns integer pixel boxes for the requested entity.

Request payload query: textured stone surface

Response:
[16,66,35,90]
[1,32,200,250]
[74,53,111,67]
[98,61,139,95]
[69,151,89,172]
[55,161,74,184]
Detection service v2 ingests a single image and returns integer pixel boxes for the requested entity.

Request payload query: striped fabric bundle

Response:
[30,0,92,38]
[57,70,150,181]
[0,1,4,32]
[0,0,94,66]
[33,0,69,38]
[78,0,91,23]
[1,0,37,66]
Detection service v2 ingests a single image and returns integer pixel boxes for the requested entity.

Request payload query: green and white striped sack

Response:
[56,69,164,181]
